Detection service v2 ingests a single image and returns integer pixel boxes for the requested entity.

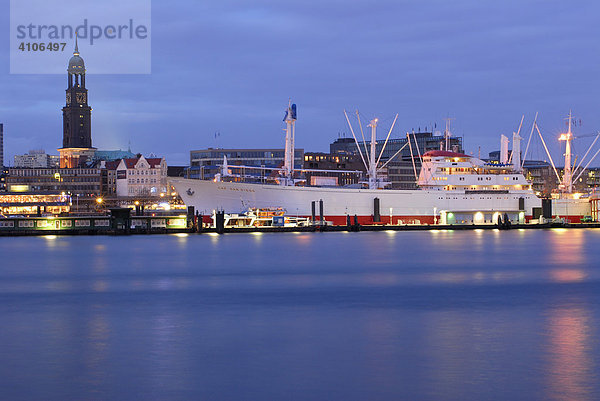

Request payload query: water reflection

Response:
[85,311,110,389]
[546,307,593,401]
[549,269,587,283]
[548,229,585,265]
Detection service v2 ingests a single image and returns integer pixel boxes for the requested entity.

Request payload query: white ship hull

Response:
[170,178,542,225]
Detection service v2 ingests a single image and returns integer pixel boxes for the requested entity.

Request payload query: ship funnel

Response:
[500,135,509,164]
[512,131,522,172]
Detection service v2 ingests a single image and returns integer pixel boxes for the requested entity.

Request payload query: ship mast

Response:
[368,118,378,189]
[344,110,398,189]
[443,117,454,151]
[559,110,574,193]
[283,100,297,185]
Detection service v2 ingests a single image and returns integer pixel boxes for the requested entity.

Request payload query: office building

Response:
[114,155,168,197]
[6,167,103,195]
[14,150,57,168]
[303,152,364,186]
[0,123,4,168]
[189,148,304,180]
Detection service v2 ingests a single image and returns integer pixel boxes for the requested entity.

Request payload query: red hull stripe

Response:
[199,215,540,226]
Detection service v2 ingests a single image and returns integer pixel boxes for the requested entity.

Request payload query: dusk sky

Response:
[2,0,600,165]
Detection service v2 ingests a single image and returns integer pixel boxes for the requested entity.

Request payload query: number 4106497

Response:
[18,42,67,52]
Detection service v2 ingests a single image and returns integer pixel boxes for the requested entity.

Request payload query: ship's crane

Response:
[521,110,600,194]
[344,110,399,189]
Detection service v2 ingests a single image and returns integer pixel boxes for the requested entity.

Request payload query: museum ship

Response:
[170,103,541,225]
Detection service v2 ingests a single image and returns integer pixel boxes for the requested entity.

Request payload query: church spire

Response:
[74,33,79,56]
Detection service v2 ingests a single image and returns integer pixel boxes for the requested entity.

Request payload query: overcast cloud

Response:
[1,0,599,165]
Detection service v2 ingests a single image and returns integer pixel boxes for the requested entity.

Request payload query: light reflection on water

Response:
[546,306,593,401]
[0,229,599,400]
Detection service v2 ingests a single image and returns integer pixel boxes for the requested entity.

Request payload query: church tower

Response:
[59,36,95,168]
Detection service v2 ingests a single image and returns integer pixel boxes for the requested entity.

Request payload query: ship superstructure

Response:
[417,150,531,192]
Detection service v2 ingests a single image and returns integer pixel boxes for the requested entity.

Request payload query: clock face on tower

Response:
[66,93,71,104]
[76,93,87,104]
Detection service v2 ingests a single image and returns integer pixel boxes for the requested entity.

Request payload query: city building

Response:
[115,155,168,197]
[4,41,174,206]
[14,150,59,168]
[5,43,102,198]
[58,37,96,168]
[0,167,7,192]
[303,152,364,186]
[330,131,463,160]
[94,149,136,162]
[0,123,4,168]
[167,166,188,178]
[386,161,421,189]
[189,148,304,180]
[330,131,463,189]
[329,137,355,155]
[100,160,120,196]
[522,161,556,195]
[49,155,60,167]
[0,193,70,216]
[6,167,103,195]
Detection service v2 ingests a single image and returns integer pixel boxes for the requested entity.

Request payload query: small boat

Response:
[211,207,314,228]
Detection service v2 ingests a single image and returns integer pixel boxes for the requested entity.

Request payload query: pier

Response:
[0,208,191,236]
[3,215,599,237]
[2,206,599,236]
[199,221,600,234]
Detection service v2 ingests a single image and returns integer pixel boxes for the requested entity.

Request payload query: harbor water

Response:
[1,229,599,400]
